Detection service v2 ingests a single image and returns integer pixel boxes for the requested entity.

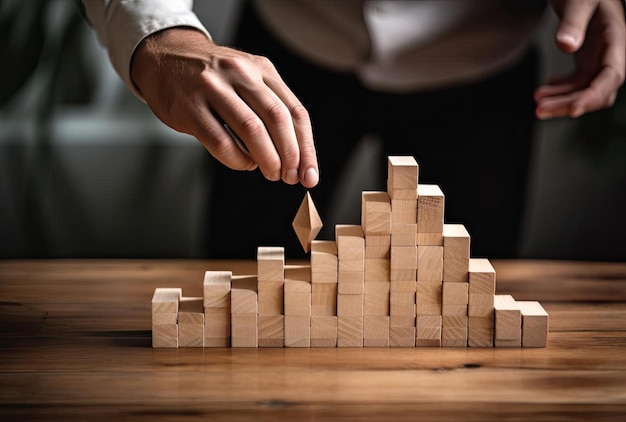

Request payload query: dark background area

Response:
[0,0,624,260]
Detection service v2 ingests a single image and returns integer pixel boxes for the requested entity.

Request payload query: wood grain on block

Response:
[152,288,182,317]
[390,269,417,282]
[336,225,365,261]
[365,234,390,259]
[390,280,416,293]
[390,292,415,316]
[361,191,391,235]
[204,337,229,347]
[364,282,390,316]
[284,292,311,316]
[519,301,549,348]
[284,265,312,315]
[388,187,418,200]
[311,271,338,284]
[416,315,442,346]
[284,315,310,347]
[203,271,231,308]
[390,246,417,270]
[257,246,285,282]
[258,338,285,348]
[443,258,470,282]
[417,184,444,234]
[391,199,417,224]
[416,283,442,316]
[442,315,467,348]
[285,264,311,285]
[364,315,389,347]
[152,324,178,348]
[231,276,258,315]
[365,259,390,283]
[311,240,338,275]
[442,304,468,316]
[442,282,468,306]
[387,156,419,190]
[204,307,230,339]
[339,259,365,273]
[391,223,417,247]
[417,246,443,282]
[390,315,415,328]
[494,295,521,343]
[443,224,471,259]
[338,271,364,294]
[231,314,257,339]
[337,316,363,348]
[178,297,204,325]
[468,294,494,317]
[311,316,337,341]
[258,315,284,346]
[416,232,444,246]
[469,258,496,295]
[310,339,337,347]
[258,289,283,316]
[389,326,416,347]
[178,323,203,348]
[152,311,177,325]
[337,294,363,317]
[312,283,337,316]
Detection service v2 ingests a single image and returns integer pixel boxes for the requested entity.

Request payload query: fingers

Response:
[551,0,598,52]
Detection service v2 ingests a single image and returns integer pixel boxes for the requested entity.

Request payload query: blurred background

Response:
[1,0,625,260]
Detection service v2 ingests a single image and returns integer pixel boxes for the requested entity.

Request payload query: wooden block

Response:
[416,232,444,246]
[339,259,365,272]
[417,246,443,282]
[152,324,178,348]
[257,247,285,282]
[312,283,337,316]
[203,271,231,308]
[468,294,495,317]
[442,282,468,306]
[337,294,363,317]
[365,235,390,259]
[494,295,521,343]
[178,323,203,348]
[391,223,417,246]
[442,304,467,316]
[364,282,390,316]
[312,271,338,284]
[284,292,311,316]
[388,187,418,200]
[391,199,417,224]
[231,276,258,315]
[365,259,389,283]
[204,307,230,339]
[152,288,182,317]
[337,317,363,347]
[417,184,445,234]
[468,315,494,347]
[390,246,417,270]
[363,315,389,347]
[258,289,283,316]
[258,315,284,347]
[416,283,442,316]
[519,301,549,348]
[390,269,416,282]
[311,316,337,341]
[338,271,364,294]
[443,258,470,282]
[311,240,338,275]
[178,297,204,325]
[387,156,419,190]
[284,315,310,347]
[204,337,229,347]
[469,258,496,295]
[442,315,467,347]
[152,311,178,325]
[390,280,416,293]
[311,339,338,347]
[390,315,415,328]
[416,315,442,347]
[292,192,323,252]
[361,191,391,235]
[443,224,471,259]
[390,292,415,316]
[231,313,257,342]
[389,326,416,347]
[284,264,311,288]
[336,225,365,261]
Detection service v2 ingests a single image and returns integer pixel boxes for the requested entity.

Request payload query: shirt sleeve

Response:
[81,0,211,98]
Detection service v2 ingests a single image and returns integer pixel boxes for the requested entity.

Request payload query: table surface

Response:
[1,259,625,421]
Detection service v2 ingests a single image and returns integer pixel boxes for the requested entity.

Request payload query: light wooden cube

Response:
[311,283,337,316]
[416,283,442,316]
[365,234,390,259]
[494,295,521,345]
[390,246,418,270]
[417,246,443,282]
[519,301,549,348]
[469,258,496,295]
[257,246,285,282]
[152,324,178,348]
[443,224,471,259]
[387,156,419,190]
[416,232,444,246]
[390,292,415,316]
[390,280,416,293]
[336,225,365,260]
[391,199,417,224]
[284,315,310,348]
[203,272,230,308]
[311,315,337,347]
[231,276,258,315]
[338,316,363,347]
[361,191,391,235]
[337,294,363,317]
[364,282,390,316]
[204,307,230,339]
[364,315,389,347]
[390,269,417,282]
[338,271,364,295]
[442,282,468,306]
[442,315,467,347]
[468,316,495,347]
[365,258,390,283]
[417,184,444,234]
[258,315,284,348]
[231,313,257,348]
[416,315,442,347]
[311,240,338,274]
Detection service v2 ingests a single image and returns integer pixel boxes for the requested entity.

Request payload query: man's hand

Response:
[130,28,319,188]
[535,0,626,119]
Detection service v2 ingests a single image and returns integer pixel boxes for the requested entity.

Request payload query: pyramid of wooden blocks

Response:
[292,192,323,252]
[152,155,549,349]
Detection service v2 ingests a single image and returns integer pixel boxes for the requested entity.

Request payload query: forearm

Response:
[81,0,210,97]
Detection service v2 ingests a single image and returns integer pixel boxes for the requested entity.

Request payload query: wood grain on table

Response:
[1,259,625,421]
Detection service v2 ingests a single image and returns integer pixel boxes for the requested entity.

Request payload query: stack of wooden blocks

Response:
[152,156,549,348]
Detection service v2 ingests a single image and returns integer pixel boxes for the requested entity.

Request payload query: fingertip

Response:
[556,32,580,52]
[302,167,319,188]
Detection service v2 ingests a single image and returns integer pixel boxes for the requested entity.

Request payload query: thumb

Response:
[551,0,597,53]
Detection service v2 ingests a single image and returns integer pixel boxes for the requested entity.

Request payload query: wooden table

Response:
[1,259,625,420]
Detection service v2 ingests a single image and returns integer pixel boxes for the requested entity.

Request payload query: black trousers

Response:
[206,2,538,259]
